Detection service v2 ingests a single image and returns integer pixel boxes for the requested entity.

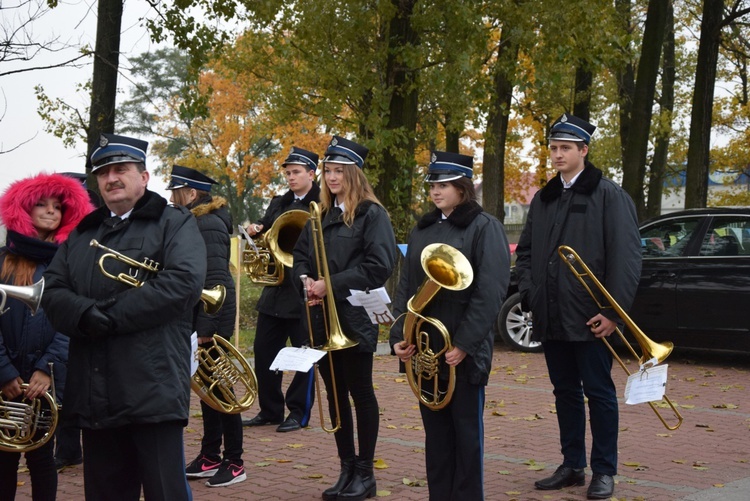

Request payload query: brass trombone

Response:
[90,239,225,314]
[558,245,683,430]
[301,201,359,433]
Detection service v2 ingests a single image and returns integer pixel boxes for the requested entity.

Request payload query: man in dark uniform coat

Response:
[515,114,641,500]
[42,133,207,500]
[242,147,318,432]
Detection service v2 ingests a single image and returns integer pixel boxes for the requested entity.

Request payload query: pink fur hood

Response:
[0,173,95,244]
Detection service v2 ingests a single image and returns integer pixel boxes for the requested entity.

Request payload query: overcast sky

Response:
[0,0,169,197]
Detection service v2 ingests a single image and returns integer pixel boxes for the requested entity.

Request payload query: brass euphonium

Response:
[90,239,225,314]
[191,336,258,414]
[402,243,473,410]
[243,210,310,286]
[0,363,58,452]
[302,202,359,433]
[558,245,683,430]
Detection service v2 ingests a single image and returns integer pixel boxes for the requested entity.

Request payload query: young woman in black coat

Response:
[293,136,397,501]
[0,173,93,500]
[391,152,510,501]
[166,165,245,488]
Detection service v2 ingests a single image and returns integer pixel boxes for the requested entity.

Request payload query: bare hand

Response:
[198,336,214,345]
[587,314,616,338]
[308,278,328,302]
[445,346,467,366]
[246,223,263,237]
[25,371,51,400]
[394,341,416,363]
[1,377,23,399]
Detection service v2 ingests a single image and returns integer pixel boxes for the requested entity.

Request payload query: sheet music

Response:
[270,346,327,372]
[347,287,395,325]
[237,224,259,252]
[623,364,669,405]
[190,332,199,376]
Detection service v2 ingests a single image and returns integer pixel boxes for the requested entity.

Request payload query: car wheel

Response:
[496,292,542,353]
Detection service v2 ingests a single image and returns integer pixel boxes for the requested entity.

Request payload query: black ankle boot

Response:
[337,457,376,500]
[322,458,355,501]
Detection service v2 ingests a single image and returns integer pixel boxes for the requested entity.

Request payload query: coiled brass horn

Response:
[243,210,310,286]
[191,336,258,414]
[302,202,359,433]
[90,239,225,314]
[558,245,683,430]
[402,243,473,410]
[0,278,45,316]
[0,363,58,452]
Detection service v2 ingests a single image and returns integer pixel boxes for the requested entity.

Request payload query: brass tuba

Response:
[243,210,310,286]
[0,363,58,452]
[191,336,258,414]
[301,202,359,433]
[0,279,45,316]
[90,239,225,314]
[558,245,683,430]
[402,243,473,410]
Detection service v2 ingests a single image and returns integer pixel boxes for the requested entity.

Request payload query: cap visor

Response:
[425,173,464,183]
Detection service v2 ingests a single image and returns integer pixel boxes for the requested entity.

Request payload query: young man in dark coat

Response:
[42,133,207,501]
[242,147,319,432]
[515,114,642,500]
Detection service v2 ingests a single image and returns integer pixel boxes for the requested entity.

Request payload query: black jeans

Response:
[318,348,379,462]
[199,400,243,462]
[0,438,57,500]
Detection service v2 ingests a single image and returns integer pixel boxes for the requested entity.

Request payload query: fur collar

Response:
[189,195,228,218]
[78,190,167,232]
[417,200,484,229]
[539,161,603,202]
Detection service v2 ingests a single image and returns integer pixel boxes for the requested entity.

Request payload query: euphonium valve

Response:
[403,243,473,410]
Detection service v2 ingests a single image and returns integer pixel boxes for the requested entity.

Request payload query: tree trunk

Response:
[483,28,520,223]
[573,64,593,122]
[685,0,723,209]
[86,0,123,190]
[615,0,636,169]
[621,0,668,220]
[646,1,675,219]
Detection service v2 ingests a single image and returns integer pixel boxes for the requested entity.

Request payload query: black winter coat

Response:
[293,201,397,352]
[42,190,207,429]
[515,162,642,342]
[0,249,68,402]
[189,195,237,339]
[389,202,510,385]
[255,184,320,319]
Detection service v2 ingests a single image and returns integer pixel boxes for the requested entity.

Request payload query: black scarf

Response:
[539,160,603,203]
[5,230,59,263]
[417,200,484,229]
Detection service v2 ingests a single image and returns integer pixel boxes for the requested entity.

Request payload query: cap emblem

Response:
[99,135,109,147]
[331,138,338,147]
[431,152,437,163]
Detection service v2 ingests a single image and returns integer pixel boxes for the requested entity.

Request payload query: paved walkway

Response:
[16,344,750,500]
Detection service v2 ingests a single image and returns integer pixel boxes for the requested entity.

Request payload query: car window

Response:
[699,216,750,257]
[640,217,702,258]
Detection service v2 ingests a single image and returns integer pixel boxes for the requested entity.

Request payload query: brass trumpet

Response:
[0,278,44,316]
[301,202,359,433]
[90,239,225,314]
[243,210,310,286]
[558,245,683,430]
[402,243,473,410]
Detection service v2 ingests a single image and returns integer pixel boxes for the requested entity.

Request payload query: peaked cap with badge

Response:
[425,150,474,183]
[549,113,597,145]
[90,133,149,172]
[323,136,369,168]
[165,165,217,192]
[282,147,319,171]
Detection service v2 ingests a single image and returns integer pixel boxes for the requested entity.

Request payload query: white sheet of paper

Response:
[190,332,199,376]
[237,224,259,252]
[270,346,326,372]
[623,364,668,405]
[346,288,395,324]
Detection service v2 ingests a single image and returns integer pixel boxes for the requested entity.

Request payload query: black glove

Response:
[520,293,530,312]
[79,301,115,337]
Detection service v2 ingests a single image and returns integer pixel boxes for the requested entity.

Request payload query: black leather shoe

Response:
[276,416,302,432]
[55,456,83,471]
[242,414,282,427]
[535,465,585,490]
[587,473,614,499]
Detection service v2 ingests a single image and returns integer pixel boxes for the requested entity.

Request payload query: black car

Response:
[496,208,750,353]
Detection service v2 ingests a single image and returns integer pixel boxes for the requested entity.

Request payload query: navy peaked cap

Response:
[425,150,474,182]
[282,147,319,171]
[323,136,368,168]
[166,165,217,192]
[549,113,596,145]
[90,133,148,172]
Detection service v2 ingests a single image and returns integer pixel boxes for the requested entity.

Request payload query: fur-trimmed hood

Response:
[0,172,95,244]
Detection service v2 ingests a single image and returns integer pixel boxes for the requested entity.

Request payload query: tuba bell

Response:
[0,278,45,316]
[191,336,258,414]
[243,210,310,286]
[402,243,473,410]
